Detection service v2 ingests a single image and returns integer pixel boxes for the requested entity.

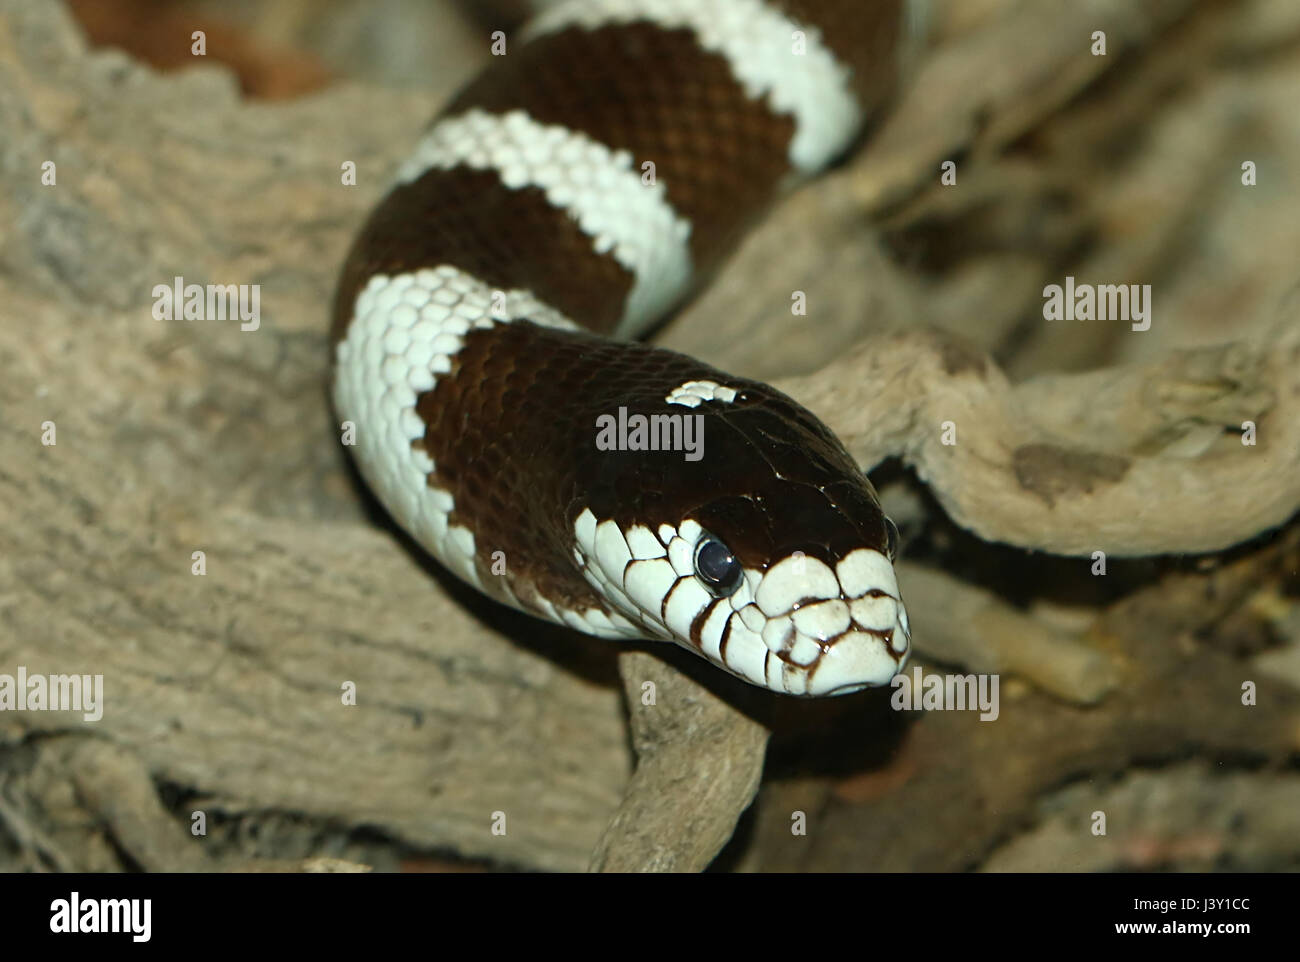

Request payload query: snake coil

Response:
[332,0,921,695]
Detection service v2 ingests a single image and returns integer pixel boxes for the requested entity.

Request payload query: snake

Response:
[331,0,922,696]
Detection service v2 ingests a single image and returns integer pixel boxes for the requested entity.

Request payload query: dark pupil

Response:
[695,539,741,595]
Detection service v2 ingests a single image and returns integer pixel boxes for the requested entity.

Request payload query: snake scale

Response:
[331,0,922,696]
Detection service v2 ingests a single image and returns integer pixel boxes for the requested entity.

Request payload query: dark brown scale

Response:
[445,23,796,271]
[772,0,903,111]
[331,166,633,346]
[413,320,892,615]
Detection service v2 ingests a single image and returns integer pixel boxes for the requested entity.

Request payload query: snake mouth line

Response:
[824,682,873,696]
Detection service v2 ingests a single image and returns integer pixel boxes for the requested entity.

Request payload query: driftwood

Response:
[588,652,768,872]
[2,0,1299,872]
[778,329,1299,557]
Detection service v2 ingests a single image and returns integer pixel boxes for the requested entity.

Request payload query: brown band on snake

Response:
[411,319,747,613]
[446,23,797,268]
[411,314,893,616]
[331,165,635,346]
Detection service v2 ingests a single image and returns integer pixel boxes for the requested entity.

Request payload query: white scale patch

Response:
[395,108,693,337]
[790,599,851,641]
[666,535,694,576]
[625,524,667,560]
[335,263,596,613]
[625,558,676,616]
[665,379,737,408]
[754,555,838,615]
[522,0,863,174]
[569,510,912,695]
[836,548,901,599]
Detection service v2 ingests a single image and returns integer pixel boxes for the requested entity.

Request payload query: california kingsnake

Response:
[331,0,920,696]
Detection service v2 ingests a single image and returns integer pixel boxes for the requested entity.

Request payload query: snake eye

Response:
[883,517,900,561]
[694,535,743,597]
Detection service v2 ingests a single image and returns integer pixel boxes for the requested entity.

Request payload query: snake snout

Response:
[807,618,910,696]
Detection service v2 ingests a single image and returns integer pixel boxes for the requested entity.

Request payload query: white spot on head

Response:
[665,379,738,407]
[607,519,911,697]
[723,547,911,696]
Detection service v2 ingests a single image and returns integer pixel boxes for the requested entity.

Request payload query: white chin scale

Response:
[570,508,910,696]
[736,547,911,696]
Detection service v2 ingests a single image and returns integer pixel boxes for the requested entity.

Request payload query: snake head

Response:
[682,500,911,697]
[572,374,910,696]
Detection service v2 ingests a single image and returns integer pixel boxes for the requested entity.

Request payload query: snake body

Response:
[332,0,919,696]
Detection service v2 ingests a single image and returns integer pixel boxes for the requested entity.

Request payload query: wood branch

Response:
[773,328,1300,556]
[897,562,1120,705]
[0,465,633,870]
[851,0,1203,211]
[588,652,769,872]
